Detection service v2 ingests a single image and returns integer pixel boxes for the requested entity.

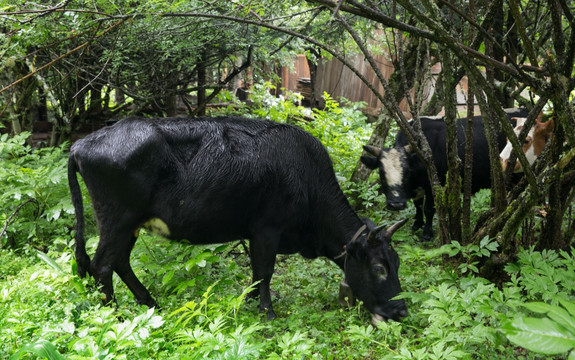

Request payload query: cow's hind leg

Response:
[249,229,280,320]
[115,233,158,308]
[90,223,156,307]
[89,240,117,305]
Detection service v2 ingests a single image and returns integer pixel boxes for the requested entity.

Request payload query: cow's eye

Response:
[524,137,532,145]
[373,264,388,278]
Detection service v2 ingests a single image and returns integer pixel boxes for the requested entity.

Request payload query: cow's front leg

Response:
[412,197,425,231]
[420,196,435,242]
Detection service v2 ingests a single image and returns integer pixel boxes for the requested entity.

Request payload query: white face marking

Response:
[374,264,388,281]
[500,117,533,172]
[524,142,538,166]
[142,218,171,237]
[380,148,404,187]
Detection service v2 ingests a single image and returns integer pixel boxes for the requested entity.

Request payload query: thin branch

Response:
[0,19,126,95]
[507,0,539,69]
[0,198,39,246]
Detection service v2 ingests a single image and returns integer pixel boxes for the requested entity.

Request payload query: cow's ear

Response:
[536,118,554,140]
[345,240,365,260]
[361,155,379,170]
[403,144,413,154]
[363,145,382,157]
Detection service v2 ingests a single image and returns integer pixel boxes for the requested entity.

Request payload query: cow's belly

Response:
[138,214,249,245]
[142,218,172,237]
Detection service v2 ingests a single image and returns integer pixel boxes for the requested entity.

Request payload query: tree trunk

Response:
[196,51,207,117]
[439,50,461,245]
[305,47,321,109]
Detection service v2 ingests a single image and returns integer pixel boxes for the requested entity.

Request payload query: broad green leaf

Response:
[507,316,575,355]
[522,302,575,333]
[9,339,65,360]
[561,299,575,318]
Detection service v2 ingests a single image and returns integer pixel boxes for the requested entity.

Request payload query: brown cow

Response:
[500,113,554,172]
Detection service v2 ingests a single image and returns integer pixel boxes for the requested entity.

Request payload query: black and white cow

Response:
[68,116,409,322]
[361,109,528,242]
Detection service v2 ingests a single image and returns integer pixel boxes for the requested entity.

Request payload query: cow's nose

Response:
[398,308,409,318]
[387,201,407,211]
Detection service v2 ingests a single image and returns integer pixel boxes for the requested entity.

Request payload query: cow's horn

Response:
[384,218,409,239]
[363,145,382,157]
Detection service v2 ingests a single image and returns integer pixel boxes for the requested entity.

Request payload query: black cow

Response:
[68,116,409,322]
[360,109,528,242]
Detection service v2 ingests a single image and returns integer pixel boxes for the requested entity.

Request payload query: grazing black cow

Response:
[361,109,528,242]
[68,116,409,322]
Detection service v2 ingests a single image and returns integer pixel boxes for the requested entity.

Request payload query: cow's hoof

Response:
[420,234,433,242]
[262,307,277,320]
[137,297,159,308]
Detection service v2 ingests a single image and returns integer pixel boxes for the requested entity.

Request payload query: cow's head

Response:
[361,145,412,211]
[500,114,554,172]
[344,219,409,322]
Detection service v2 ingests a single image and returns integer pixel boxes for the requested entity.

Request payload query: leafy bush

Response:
[0,132,74,249]
[443,236,500,274]
[505,247,575,303]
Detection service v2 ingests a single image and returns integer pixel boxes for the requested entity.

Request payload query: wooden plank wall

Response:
[281,54,477,116]
[314,54,394,109]
[281,53,394,110]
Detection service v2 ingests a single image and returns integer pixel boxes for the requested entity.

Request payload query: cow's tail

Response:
[68,153,91,278]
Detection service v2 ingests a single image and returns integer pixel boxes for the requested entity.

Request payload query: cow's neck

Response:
[313,192,363,270]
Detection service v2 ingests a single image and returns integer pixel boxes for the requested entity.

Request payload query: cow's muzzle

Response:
[372,299,409,324]
[386,201,407,211]
[501,158,522,173]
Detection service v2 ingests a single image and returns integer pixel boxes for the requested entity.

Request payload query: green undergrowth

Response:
[3,232,574,359]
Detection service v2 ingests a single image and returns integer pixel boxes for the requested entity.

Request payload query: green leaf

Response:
[522,302,575,333]
[506,316,575,355]
[10,339,65,360]
[36,251,65,274]
[479,236,490,248]
[561,299,575,318]
[162,270,175,285]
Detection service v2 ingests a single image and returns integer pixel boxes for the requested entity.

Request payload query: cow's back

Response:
[70,116,339,245]
[394,116,494,191]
